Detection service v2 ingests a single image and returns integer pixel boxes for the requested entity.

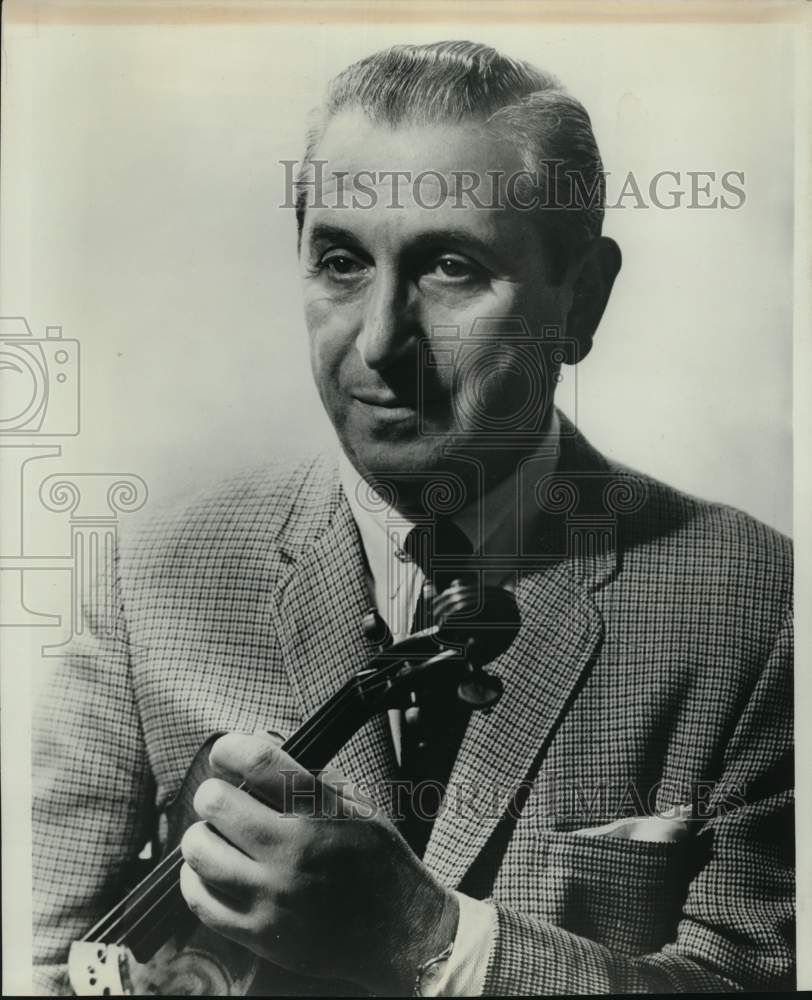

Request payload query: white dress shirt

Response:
[338,412,560,996]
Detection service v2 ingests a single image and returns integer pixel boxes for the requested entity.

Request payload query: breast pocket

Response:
[494,828,697,956]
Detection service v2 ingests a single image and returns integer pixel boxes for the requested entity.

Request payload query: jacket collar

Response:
[269,456,399,808]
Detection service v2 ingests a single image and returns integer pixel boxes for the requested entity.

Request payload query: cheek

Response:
[304,298,351,391]
[451,342,556,435]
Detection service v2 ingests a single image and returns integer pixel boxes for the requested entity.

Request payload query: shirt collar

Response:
[339,409,561,588]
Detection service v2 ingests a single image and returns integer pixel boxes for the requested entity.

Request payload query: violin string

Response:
[123,892,189,958]
[113,855,186,948]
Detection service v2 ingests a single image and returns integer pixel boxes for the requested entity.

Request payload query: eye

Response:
[427,254,484,284]
[319,250,367,281]
[436,257,470,277]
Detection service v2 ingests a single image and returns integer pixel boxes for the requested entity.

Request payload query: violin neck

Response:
[279,674,368,771]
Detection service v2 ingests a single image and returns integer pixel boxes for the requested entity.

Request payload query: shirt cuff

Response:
[422,892,496,997]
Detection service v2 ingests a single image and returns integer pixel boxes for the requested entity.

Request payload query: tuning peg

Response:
[457,666,504,710]
[362,608,392,649]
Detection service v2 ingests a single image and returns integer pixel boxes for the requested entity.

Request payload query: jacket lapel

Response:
[423,418,619,886]
[422,562,604,886]
[269,460,398,814]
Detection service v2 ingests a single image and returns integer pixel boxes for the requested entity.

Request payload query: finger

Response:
[179,861,259,942]
[208,730,286,784]
[180,820,261,905]
[260,729,289,742]
[209,733,348,817]
[194,776,295,858]
[210,734,380,819]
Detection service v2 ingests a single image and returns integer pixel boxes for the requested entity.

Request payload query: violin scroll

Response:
[433,579,517,709]
[360,580,519,713]
[432,579,520,667]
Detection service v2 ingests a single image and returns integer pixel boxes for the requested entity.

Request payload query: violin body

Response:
[70,736,257,996]
[68,581,520,996]
[70,736,360,996]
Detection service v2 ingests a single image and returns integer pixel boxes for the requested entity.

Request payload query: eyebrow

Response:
[308,224,361,248]
[306,223,500,265]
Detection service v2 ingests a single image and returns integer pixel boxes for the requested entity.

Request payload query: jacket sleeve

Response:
[32,540,156,996]
[482,605,794,994]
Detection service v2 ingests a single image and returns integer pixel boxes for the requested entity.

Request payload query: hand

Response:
[179,732,459,995]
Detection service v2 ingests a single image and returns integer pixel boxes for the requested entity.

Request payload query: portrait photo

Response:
[0,0,806,995]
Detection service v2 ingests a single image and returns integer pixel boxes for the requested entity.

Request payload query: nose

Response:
[356,270,419,371]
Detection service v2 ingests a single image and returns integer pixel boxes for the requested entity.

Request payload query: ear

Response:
[564,236,621,362]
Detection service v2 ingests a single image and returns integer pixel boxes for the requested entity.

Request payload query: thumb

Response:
[207,728,287,784]
[208,732,358,818]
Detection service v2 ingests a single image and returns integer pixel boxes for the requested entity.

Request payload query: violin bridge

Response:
[68,941,133,996]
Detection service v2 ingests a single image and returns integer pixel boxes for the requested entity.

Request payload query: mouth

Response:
[353,389,414,407]
[352,388,446,408]
[352,395,419,424]
[351,392,450,427]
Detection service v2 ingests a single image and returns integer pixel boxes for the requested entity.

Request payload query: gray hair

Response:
[295,40,606,281]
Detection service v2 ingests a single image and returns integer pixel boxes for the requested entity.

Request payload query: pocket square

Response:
[574,804,693,843]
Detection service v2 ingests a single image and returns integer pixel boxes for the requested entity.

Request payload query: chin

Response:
[344,437,480,516]
[350,439,444,477]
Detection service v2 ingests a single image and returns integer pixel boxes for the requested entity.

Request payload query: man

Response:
[33,41,793,995]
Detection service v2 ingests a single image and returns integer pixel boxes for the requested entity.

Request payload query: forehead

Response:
[312,110,524,178]
[300,110,538,251]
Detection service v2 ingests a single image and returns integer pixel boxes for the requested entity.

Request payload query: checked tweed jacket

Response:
[33,416,794,994]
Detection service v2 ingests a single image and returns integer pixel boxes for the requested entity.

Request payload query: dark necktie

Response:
[398,519,474,857]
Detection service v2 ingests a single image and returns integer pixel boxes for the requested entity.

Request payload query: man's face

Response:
[299,111,571,504]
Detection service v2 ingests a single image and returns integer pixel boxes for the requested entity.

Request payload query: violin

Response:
[67,579,520,996]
